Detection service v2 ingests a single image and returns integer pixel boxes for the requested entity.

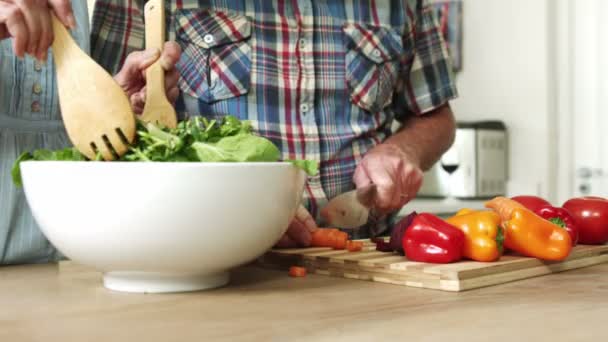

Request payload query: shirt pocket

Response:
[174,9,252,104]
[343,23,405,113]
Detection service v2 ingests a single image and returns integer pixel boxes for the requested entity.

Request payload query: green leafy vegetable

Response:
[12,147,85,187]
[12,152,33,187]
[11,116,318,186]
[189,142,238,162]
[288,160,319,176]
[214,134,281,162]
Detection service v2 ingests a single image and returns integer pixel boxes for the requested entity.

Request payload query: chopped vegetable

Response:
[11,116,319,186]
[308,229,366,252]
[310,228,348,250]
[371,212,417,253]
[388,212,418,253]
[403,213,465,264]
[332,230,348,250]
[445,209,504,262]
[373,237,393,252]
[486,197,572,261]
[311,228,336,247]
[346,240,363,252]
[289,266,307,277]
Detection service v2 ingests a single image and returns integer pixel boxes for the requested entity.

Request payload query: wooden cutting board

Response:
[257,240,608,292]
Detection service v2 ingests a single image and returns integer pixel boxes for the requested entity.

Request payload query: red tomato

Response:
[511,195,552,213]
[562,197,608,245]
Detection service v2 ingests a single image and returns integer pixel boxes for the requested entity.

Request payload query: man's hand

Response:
[113,42,181,114]
[352,104,456,214]
[353,143,423,214]
[274,205,318,248]
[0,0,75,60]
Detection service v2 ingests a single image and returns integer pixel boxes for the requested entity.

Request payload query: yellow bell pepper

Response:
[445,209,504,262]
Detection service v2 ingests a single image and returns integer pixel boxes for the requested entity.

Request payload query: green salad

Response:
[12,116,318,186]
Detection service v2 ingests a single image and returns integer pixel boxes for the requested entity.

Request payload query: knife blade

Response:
[320,184,379,229]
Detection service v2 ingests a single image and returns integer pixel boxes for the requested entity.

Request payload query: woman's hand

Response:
[0,0,75,60]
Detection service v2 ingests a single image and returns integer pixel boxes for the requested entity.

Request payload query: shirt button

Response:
[299,38,307,48]
[203,34,215,45]
[33,83,42,94]
[31,101,41,112]
[372,49,382,58]
[300,103,310,114]
[34,62,42,71]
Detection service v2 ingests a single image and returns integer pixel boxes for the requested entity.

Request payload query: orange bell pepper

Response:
[446,209,504,262]
[485,197,572,261]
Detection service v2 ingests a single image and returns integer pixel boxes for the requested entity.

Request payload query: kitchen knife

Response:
[320,184,379,229]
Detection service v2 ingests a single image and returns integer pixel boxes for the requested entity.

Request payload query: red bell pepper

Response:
[511,195,551,213]
[402,213,465,263]
[563,197,608,244]
[536,206,579,246]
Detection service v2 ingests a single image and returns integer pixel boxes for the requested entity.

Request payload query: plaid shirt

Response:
[90,0,457,232]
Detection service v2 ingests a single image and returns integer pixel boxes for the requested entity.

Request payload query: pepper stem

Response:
[549,217,566,228]
[496,226,505,254]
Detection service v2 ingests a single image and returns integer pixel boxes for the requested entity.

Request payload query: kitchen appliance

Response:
[418,120,508,199]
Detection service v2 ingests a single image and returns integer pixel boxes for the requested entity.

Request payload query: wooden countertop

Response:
[1,262,607,341]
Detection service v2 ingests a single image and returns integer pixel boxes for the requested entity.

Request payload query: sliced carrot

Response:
[346,240,363,252]
[332,231,348,250]
[311,229,333,247]
[311,230,328,247]
[311,228,347,249]
[289,266,307,277]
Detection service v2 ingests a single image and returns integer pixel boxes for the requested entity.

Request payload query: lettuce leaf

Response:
[12,148,85,186]
[288,160,319,176]
[11,116,318,186]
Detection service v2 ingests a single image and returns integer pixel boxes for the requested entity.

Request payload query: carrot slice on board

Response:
[310,230,327,247]
[346,240,363,252]
[332,231,348,250]
[311,228,347,249]
[311,229,332,247]
[289,266,307,277]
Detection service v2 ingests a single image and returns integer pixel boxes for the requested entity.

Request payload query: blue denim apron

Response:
[0,0,90,264]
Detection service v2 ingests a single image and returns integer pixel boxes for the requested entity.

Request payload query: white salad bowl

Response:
[20,161,306,293]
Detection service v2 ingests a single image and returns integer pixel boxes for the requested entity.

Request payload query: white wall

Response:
[450,0,556,200]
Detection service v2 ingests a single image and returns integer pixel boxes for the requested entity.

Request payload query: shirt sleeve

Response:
[394,1,459,121]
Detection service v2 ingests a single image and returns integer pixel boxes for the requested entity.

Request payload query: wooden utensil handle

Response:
[144,0,166,100]
[144,0,165,50]
[50,14,75,63]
